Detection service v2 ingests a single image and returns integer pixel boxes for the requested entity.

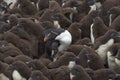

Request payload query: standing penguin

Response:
[68,56,92,80]
[94,29,120,67]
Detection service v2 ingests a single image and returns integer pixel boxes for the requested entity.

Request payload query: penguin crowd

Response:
[0,0,120,80]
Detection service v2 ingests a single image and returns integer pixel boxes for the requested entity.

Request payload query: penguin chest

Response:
[70,72,75,80]
[96,39,114,64]
[12,70,26,80]
[115,58,120,66]
[107,51,117,68]
[55,30,72,51]
[0,73,9,80]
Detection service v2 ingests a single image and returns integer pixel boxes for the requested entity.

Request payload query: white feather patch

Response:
[96,39,114,64]
[53,20,61,28]
[107,51,117,69]
[70,72,75,80]
[90,23,94,44]
[55,30,72,51]
[115,58,120,66]
[0,73,9,80]
[109,14,112,27]
[88,4,96,14]
[4,0,17,9]
[53,57,57,62]
[70,7,77,21]
[68,61,76,70]
[62,3,65,7]
[95,2,102,9]
[51,50,54,57]
[12,70,26,80]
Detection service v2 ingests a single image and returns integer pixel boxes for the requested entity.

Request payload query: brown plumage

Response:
[75,37,93,47]
[26,59,52,80]
[67,22,81,44]
[77,48,104,70]
[50,66,70,80]
[17,18,45,57]
[3,32,35,58]
[17,0,38,15]
[38,0,49,11]
[91,16,108,43]
[29,70,49,80]
[4,55,32,64]
[48,51,76,69]
[49,0,62,13]
[0,40,23,59]
[51,12,72,29]
[68,64,92,80]
[110,15,120,32]
[79,10,99,38]
[9,61,31,79]
[100,0,120,26]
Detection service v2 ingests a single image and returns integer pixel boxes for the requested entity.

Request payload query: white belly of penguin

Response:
[4,0,17,9]
[96,39,114,64]
[55,30,72,51]
[58,36,72,51]
[115,58,120,66]
[0,73,9,80]
[70,72,75,80]
[107,51,117,69]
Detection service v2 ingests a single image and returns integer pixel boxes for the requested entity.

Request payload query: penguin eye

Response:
[86,0,95,5]
[72,1,80,7]
[62,0,68,3]
[110,32,119,38]
[17,21,26,27]
[51,15,61,20]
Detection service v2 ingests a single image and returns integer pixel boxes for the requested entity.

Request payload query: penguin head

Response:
[0,1,8,12]
[17,20,27,27]
[51,13,62,21]
[43,28,59,42]
[85,0,96,6]
[107,6,120,15]
[110,31,120,39]
[43,28,64,42]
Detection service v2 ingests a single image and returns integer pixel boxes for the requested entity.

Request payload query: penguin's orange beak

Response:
[44,36,49,42]
[44,33,51,42]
